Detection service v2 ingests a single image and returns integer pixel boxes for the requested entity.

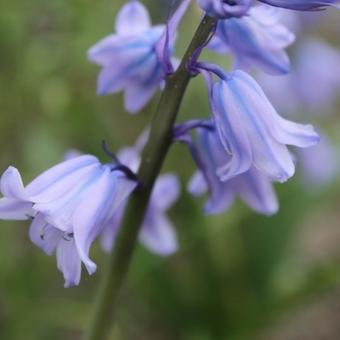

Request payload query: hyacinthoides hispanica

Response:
[0,0,339,339]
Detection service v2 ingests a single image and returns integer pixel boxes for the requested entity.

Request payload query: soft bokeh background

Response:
[1,1,340,339]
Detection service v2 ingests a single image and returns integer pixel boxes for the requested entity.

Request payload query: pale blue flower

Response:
[88,0,189,113]
[209,69,320,182]
[210,4,295,74]
[0,155,137,287]
[188,128,279,215]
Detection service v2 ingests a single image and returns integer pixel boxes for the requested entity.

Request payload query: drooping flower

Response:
[88,0,189,113]
[257,0,340,11]
[206,68,320,182]
[254,39,340,188]
[210,4,295,74]
[187,128,278,215]
[101,143,180,256]
[197,0,252,18]
[0,155,137,287]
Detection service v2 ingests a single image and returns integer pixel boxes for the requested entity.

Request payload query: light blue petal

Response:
[117,147,141,173]
[29,162,100,205]
[115,0,151,36]
[73,168,137,274]
[88,35,150,66]
[0,166,27,200]
[56,238,82,288]
[100,205,125,253]
[213,81,253,181]
[25,155,99,197]
[236,70,320,147]
[29,214,60,255]
[0,197,32,220]
[188,128,278,216]
[236,168,279,215]
[151,173,180,211]
[33,166,104,232]
[223,71,295,182]
[106,172,138,216]
[96,45,159,97]
[196,130,236,214]
[139,213,178,256]
[215,5,295,75]
[124,82,159,114]
[187,171,208,196]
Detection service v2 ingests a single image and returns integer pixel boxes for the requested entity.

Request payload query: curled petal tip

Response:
[85,261,97,276]
[64,280,79,288]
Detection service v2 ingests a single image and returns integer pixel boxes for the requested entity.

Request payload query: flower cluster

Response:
[0,0,338,286]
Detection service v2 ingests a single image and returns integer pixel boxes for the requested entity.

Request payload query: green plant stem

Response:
[85,15,216,340]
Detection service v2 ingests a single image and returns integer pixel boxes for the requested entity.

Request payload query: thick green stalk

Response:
[85,15,216,340]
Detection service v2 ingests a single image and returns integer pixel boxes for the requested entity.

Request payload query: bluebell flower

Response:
[0,155,137,287]
[210,4,295,74]
[208,68,320,182]
[257,0,340,11]
[188,128,278,215]
[101,144,180,256]
[197,0,252,18]
[88,0,189,113]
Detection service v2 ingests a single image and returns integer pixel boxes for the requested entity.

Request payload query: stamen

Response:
[39,223,49,240]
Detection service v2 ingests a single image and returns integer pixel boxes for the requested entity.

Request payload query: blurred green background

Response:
[1,1,340,339]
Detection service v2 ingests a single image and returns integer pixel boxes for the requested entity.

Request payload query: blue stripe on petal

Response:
[33,165,104,232]
[212,82,252,180]
[226,72,295,181]
[115,0,151,35]
[97,50,156,95]
[57,238,82,288]
[25,155,99,197]
[73,168,136,274]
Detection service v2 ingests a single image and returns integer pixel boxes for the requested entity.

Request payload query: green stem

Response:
[85,15,216,340]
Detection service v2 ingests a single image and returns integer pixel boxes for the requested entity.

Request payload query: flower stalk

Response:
[85,15,217,340]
